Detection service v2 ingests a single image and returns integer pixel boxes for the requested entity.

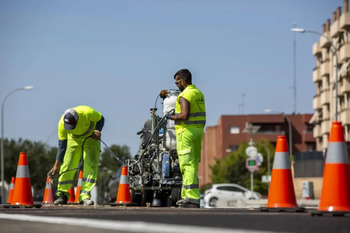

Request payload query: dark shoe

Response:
[79,198,94,206]
[54,194,68,205]
[179,202,200,208]
[177,199,200,208]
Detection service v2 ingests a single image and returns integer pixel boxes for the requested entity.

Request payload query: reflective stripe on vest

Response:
[326,142,350,164]
[82,177,97,184]
[272,152,291,169]
[15,165,30,178]
[183,184,199,189]
[58,180,74,185]
[184,197,200,204]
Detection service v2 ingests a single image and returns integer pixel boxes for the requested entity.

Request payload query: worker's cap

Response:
[63,108,78,130]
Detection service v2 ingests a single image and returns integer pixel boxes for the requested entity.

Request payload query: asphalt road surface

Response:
[0,205,349,233]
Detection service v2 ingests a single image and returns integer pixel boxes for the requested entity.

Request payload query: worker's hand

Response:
[50,161,61,176]
[92,130,101,140]
[165,113,172,120]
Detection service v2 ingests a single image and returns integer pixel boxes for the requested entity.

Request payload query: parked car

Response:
[204,183,262,208]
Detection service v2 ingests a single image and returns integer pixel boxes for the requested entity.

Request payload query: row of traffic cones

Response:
[5,150,133,207]
[263,121,350,216]
[42,170,83,204]
[5,151,85,206]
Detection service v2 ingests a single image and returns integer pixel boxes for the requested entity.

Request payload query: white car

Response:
[204,183,262,208]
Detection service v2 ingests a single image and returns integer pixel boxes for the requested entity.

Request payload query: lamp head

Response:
[291,28,305,33]
[24,86,34,90]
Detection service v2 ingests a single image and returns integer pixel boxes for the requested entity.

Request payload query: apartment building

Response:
[198,114,315,188]
[311,0,350,150]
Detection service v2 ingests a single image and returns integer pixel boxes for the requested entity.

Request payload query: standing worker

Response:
[50,105,105,205]
[166,69,206,208]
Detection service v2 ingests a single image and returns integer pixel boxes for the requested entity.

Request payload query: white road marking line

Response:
[0,213,272,233]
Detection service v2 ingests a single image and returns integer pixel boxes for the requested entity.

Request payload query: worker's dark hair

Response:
[174,69,192,83]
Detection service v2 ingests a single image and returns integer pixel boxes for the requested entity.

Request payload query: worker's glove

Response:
[165,113,172,120]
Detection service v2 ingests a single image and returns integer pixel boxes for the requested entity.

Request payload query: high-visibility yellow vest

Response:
[58,105,102,140]
[175,85,206,132]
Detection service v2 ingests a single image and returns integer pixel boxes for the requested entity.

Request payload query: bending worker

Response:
[166,69,206,208]
[50,105,105,205]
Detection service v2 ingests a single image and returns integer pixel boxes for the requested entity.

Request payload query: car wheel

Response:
[209,197,218,207]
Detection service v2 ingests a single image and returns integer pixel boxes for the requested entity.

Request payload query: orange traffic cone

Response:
[262,136,303,212]
[111,166,134,206]
[10,152,34,206]
[67,186,76,204]
[42,176,54,204]
[317,122,350,213]
[7,177,15,204]
[74,170,83,203]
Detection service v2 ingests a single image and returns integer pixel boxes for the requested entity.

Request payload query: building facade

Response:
[312,0,350,150]
[198,114,315,187]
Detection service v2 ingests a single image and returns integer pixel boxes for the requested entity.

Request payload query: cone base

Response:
[2,203,42,208]
[311,210,350,217]
[111,202,137,207]
[260,207,305,212]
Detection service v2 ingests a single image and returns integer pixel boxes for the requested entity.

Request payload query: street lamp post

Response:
[1,86,34,203]
[291,28,339,122]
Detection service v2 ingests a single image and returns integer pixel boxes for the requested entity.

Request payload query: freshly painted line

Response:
[0,213,272,233]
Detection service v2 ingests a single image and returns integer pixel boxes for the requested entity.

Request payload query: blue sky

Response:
[0,0,342,155]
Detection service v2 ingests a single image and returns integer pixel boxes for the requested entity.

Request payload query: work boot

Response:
[54,194,68,205]
[177,199,200,208]
[80,198,94,206]
[179,202,200,208]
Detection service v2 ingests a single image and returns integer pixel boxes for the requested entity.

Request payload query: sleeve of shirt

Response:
[95,115,105,131]
[56,139,67,162]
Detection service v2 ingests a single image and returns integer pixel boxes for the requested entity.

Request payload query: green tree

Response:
[210,139,274,195]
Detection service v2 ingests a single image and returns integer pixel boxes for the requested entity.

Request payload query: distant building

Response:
[198,113,315,189]
[198,114,316,186]
[311,0,350,151]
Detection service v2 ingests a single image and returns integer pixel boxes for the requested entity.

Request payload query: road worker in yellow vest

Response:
[166,69,206,208]
[50,105,105,205]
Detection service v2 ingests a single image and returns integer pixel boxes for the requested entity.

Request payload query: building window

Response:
[228,145,239,152]
[229,126,240,134]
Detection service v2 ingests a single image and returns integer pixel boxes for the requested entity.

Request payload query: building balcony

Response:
[321,119,330,135]
[340,12,350,29]
[313,95,321,110]
[313,124,321,138]
[313,42,321,56]
[320,32,331,48]
[340,43,350,62]
[341,108,350,125]
[340,77,350,94]
[320,60,330,77]
[330,20,341,38]
[320,89,330,105]
[313,67,321,83]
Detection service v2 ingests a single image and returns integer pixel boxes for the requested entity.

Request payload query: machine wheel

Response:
[170,188,181,206]
[141,189,153,206]
[209,197,218,207]
[130,189,142,205]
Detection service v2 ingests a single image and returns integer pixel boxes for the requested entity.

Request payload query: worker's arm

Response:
[170,97,190,121]
[50,139,67,175]
[92,115,105,140]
